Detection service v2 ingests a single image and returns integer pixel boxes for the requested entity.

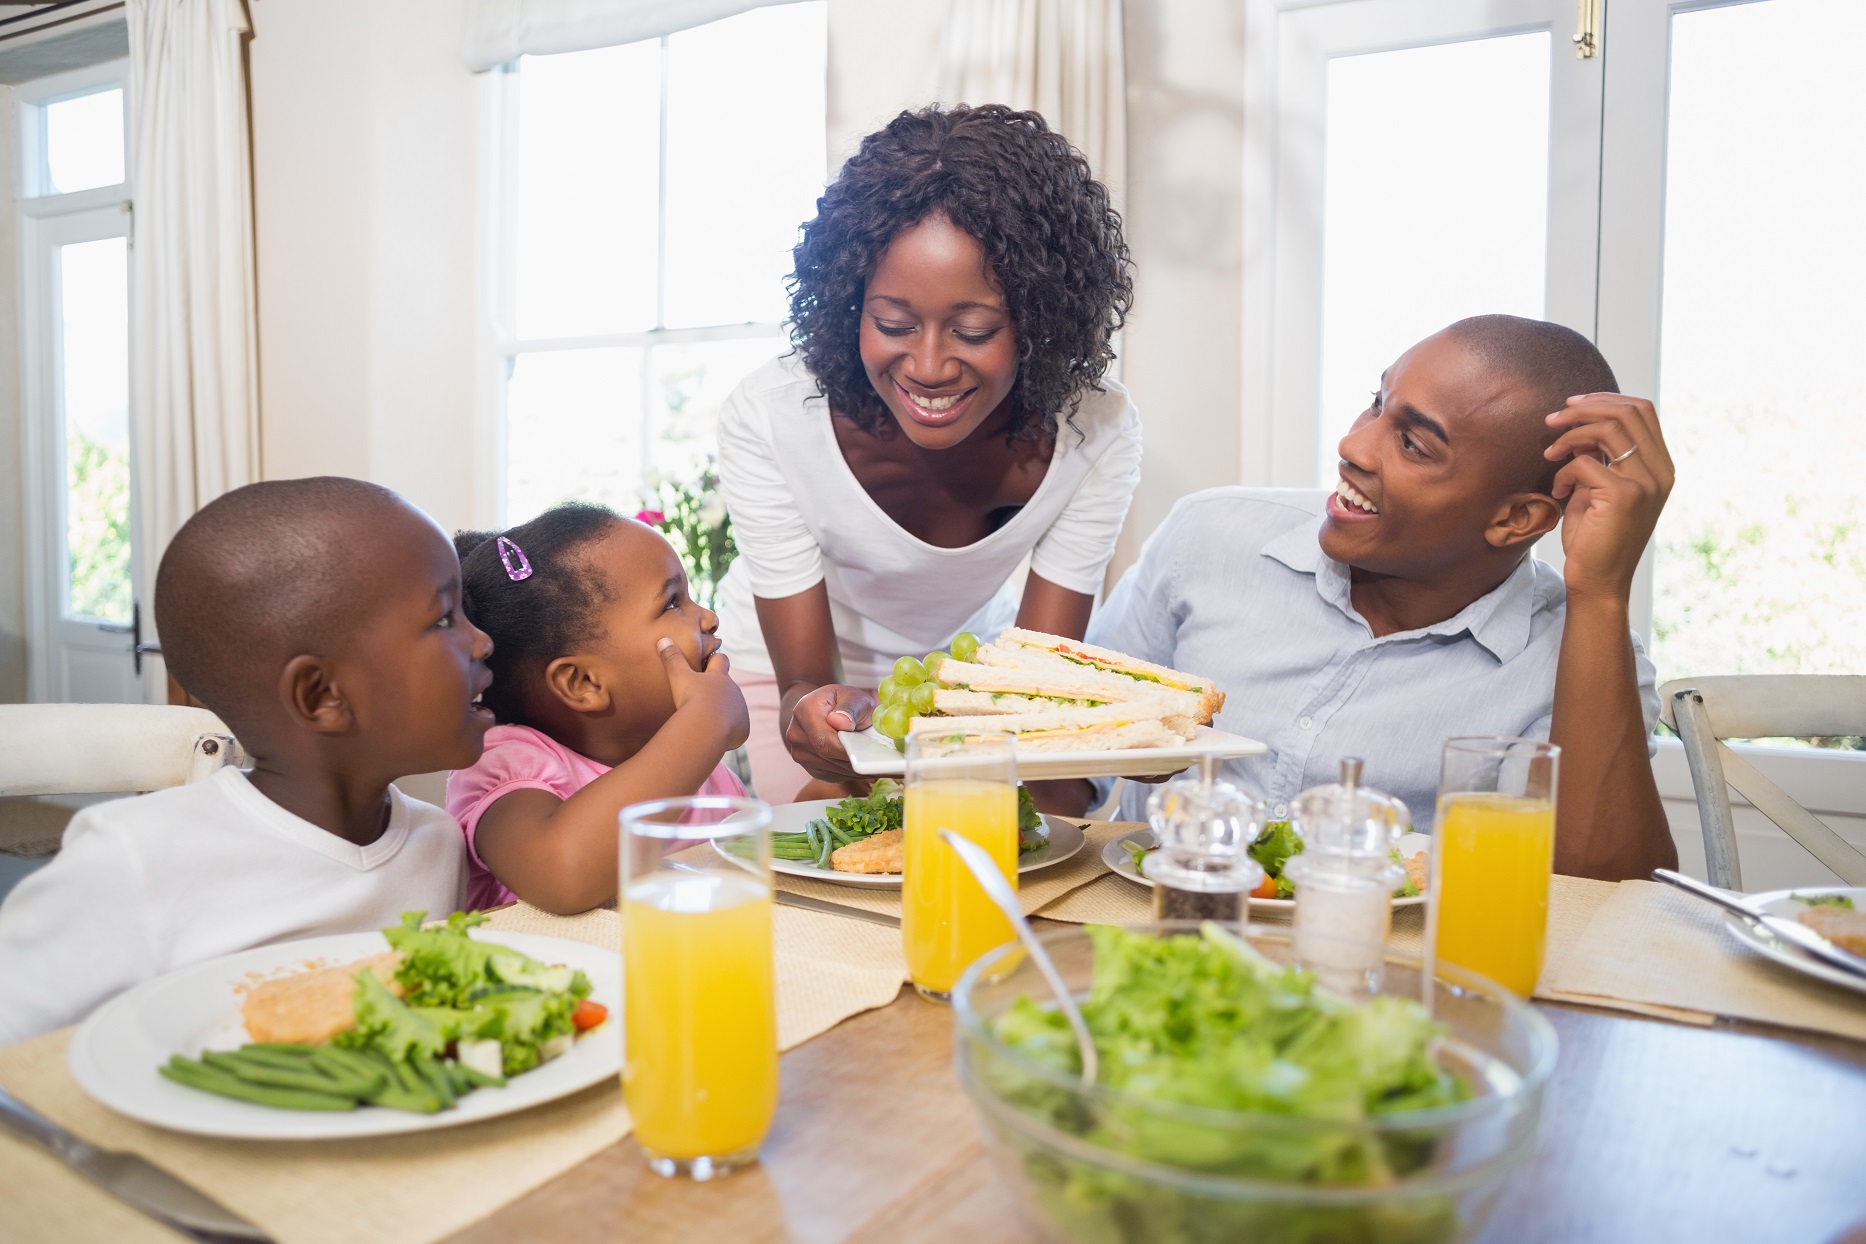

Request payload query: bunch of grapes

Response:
[873,631,981,744]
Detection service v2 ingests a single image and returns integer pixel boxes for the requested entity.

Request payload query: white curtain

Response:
[125,0,261,635]
[938,0,1127,209]
[463,0,809,71]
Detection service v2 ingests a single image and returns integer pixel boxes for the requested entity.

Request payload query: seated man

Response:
[0,478,491,1042]
[1065,315,1676,881]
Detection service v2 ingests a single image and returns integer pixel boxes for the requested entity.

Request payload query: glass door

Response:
[18,64,144,703]
[1248,0,1605,487]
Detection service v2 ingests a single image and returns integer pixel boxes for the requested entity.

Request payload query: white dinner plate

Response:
[747,799,1087,889]
[69,928,621,1140]
[1103,828,1432,912]
[839,724,1267,780]
[1722,885,1866,999]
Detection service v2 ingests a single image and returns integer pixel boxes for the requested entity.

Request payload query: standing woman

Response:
[715,104,1140,801]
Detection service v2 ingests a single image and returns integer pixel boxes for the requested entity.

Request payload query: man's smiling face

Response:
[1319,329,1551,579]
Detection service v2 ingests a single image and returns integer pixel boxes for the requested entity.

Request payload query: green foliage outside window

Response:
[66,428,132,624]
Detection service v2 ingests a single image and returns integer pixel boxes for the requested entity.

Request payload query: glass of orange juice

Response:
[619,795,776,1179]
[902,730,1019,1002]
[1428,738,1560,998]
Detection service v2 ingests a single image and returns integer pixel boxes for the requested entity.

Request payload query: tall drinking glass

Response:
[1428,738,1560,998]
[619,796,776,1180]
[901,731,1018,1003]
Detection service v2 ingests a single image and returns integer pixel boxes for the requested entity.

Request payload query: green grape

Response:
[892,655,927,685]
[908,681,938,713]
[877,675,904,705]
[875,704,912,741]
[923,652,947,677]
[950,631,980,662]
[893,736,908,754]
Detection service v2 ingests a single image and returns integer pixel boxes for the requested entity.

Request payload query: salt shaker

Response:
[1144,767,1266,925]
[1283,758,1410,996]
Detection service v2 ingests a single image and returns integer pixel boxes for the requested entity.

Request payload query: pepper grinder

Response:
[1144,760,1266,925]
[1283,758,1410,996]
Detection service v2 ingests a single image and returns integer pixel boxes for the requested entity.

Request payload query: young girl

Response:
[447,503,750,914]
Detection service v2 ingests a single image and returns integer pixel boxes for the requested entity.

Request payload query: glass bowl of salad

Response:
[951,923,1556,1244]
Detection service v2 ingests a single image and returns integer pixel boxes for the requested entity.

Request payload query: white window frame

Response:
[1239,0,1863,846]
[487,34,797,527]
[15,58,142,703]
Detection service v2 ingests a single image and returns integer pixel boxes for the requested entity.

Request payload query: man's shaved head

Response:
[155,478,430,733]
[1445,314,1619,492]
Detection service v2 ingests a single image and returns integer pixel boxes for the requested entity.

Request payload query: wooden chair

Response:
[1659,677,1866,890]
[0,704,242,798]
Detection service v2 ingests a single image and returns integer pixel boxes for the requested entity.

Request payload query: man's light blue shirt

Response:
[1087,489,1659,830]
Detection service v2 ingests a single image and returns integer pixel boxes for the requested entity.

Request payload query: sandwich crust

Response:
[994,627,1226,722]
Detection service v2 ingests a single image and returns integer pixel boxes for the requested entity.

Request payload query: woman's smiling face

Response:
[858,213,1021,450]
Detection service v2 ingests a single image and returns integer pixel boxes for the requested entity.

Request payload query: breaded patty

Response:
[241,951,404,1044]
[831,828,906,875]
[1799,905,1866,957]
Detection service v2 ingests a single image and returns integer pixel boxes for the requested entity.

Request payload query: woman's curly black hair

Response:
[787,104,1132,442]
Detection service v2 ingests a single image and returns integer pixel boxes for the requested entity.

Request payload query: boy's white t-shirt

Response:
[0,766,468,1044]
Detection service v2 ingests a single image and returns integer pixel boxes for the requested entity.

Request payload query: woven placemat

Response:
[0,900,910,1244]
[1542,880,1866,1039]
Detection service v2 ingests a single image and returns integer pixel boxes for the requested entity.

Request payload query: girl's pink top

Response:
[445,723,747,910]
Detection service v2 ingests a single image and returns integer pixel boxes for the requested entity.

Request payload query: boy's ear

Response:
[544,656,612,714]
[278,654,354,734]
[1484,492,1563,551]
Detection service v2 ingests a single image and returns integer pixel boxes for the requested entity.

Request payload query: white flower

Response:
[699,496,728,531]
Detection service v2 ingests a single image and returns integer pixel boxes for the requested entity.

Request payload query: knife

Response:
[774,890,901,929]
[0,1081,270,1241]
[1653,868,1866,981]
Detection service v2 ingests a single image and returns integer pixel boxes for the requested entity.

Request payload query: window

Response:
[494,3,828,525]
[17,60,143,704]
[1250,0,1864,689]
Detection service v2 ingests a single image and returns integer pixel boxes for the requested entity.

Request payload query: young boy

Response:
[0,478,495,1042]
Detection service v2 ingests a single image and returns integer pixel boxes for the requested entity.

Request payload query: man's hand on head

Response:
[1545,393,1675,604]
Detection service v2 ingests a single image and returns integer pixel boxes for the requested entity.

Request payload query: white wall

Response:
[249,0,491,536]
[0,83,24,702]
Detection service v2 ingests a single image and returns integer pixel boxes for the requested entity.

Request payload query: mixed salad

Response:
[1125,820,1422,900]
[770,777,1046,871]
[162,912,606,1114]
[984,923,1472,1241]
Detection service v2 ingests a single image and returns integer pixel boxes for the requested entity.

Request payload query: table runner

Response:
[0,901,909,1244]
[1541,880,1866,1041]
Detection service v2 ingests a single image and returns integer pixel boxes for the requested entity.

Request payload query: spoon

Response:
[939,829,1099,1086]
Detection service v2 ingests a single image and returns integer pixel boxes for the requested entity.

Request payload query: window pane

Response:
[646,338,784,485]
[59,236,131,624]
[514,45,661,339]
[504,348,646,523]
[1316,33,1550,479]
[44,88,124,194]
[1652,0,1866,681]
[663,3,826,328]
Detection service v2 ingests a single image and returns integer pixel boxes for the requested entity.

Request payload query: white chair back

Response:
[1659,676,1866,889]
[0,704,242,798]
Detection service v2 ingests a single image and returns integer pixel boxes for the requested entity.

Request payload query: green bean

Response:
[202,1050,364,1097]
[411,1051,457,1108]
[239,1043,324,1060]
[360,1055,442,1114]
[162,1057,356,1111]
[307,1047,388,1094]
[442,1058,473,1096]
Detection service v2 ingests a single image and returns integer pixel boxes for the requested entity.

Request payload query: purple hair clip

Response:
[497,536,533,582]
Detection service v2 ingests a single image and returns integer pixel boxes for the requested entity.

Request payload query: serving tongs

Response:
[941,830,1099,1086]
[1653,868,1866,981]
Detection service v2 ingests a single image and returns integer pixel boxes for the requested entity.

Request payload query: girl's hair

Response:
[456,502,621,724]
[788,104,1132,443]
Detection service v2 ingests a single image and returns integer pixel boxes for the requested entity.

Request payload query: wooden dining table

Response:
[449,930,1866,1244]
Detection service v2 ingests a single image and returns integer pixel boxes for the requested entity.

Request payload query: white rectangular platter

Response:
[839,724,1267,780]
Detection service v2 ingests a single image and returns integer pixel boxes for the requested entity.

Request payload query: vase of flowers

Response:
[636,461,736,609]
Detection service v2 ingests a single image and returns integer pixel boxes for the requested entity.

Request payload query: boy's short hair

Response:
[154,477,410,729]
[1447,314,1620,494]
